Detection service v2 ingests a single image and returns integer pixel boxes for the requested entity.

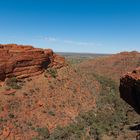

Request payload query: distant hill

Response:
[79,51,140,82]
[57,52,111,58]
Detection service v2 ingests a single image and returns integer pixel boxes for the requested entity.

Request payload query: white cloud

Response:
[44,36,102,47]
[45,37,57,42]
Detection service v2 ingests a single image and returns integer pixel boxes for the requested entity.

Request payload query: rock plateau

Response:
[0,44,65,82]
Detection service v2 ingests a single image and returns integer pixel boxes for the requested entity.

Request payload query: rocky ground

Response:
[0,44,140,140]
[0,66,96,139]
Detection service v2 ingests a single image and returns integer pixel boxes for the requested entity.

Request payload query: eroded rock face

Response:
[0,44,65,81]
[120,67,140,114]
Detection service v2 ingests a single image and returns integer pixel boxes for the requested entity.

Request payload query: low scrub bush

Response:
[6,77,22,89]
[48,74,129,140]
[44,68,58,78]
[36,127,50,139]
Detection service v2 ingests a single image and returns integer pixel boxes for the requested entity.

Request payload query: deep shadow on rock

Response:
[120,67,140,114]
[129,124,140,131]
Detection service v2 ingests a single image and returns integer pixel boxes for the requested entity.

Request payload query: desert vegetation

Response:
[48,73,130,140]
[6,77,23,89]
[44,68,58,78]
[0,49,140,140]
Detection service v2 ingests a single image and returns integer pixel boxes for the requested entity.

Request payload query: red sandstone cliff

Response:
[0,44,65,81]
[120,67,140,114]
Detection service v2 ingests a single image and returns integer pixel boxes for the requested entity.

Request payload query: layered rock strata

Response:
[0,44,65,81]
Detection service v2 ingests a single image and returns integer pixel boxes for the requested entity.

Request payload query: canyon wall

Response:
[0,44,65,81]
[120,67,140,114]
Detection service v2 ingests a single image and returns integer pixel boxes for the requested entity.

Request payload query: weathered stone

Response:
[120,67,140,114]
[0,44,65,81]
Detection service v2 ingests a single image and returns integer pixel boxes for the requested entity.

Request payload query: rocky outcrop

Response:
[120,67,140,114]
[0,44,65,81]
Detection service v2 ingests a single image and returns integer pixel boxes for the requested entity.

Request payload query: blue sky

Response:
[0,0,140,53]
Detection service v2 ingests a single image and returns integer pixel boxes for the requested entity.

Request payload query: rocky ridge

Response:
[79,51,140,82]
[0,44,65,82]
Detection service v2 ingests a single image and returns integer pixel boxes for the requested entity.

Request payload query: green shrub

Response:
[0,117,7,122]
[8,113,15,118]
[49,74,129,140]
[6,77,22,89]
[31,137,40,140]
[45,68,58,78]
[48,110,56,116]
[36,127,50,139]
[49,124,86,140]
[92,73,118,93]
